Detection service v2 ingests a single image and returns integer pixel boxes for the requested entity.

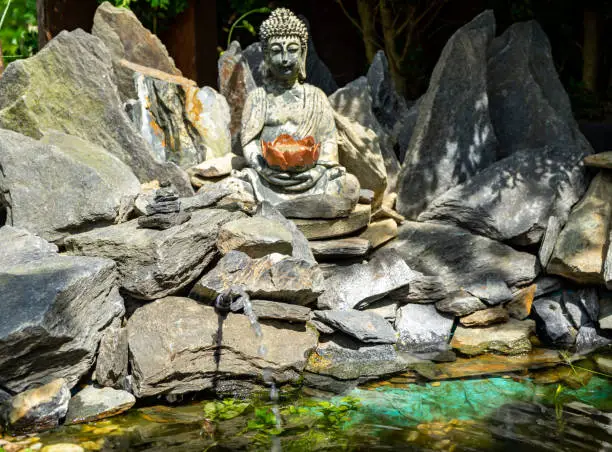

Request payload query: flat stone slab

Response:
[584,152,612,169]
[217,217,293,258]
[313,310,397,344]
[250,300,311,323]
[187,154,247,178]
[309,237,370,260]
[293,204,371,240]
[460,307,509,327]
[395,304,454,353]
[358,218,398,249]
[451,319,536,356]
[65,386,135,424]
[435,291,487,316]
[506,285,536,320]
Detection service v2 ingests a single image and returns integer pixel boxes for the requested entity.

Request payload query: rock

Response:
[563,288,599,327]
[309,319,335,335]
[539,216,561,267]
[389,273,448,304]
[395,304,454,353]
[396,99,421,162]
[137,211,191,230]
[533,276,563,297]
[0,130,140,243]
[506,284,536,320]
[1,379,70,434]
[463,274,513,306]
[41,445,84,452]
[397,11,498,219]
[359,189,375,204]
[334,113,387,208]
[584,152,612,169]
[188,154,247,179]
[418,146,588,246]
[92,1,181,100]
[450,319,535,356]
[65,386,135,424]
[65,209,244,300]
[358,219,398,249]
[309,238,370,260]
[217,217,293,258]
[305,334,408,380]
[190,251,325,306]
[372,205,405,224]
[127,297,318,397]
[330,77,400,192]
[313,310,396,344]
[317,250,413,310]
[293,204,371,240]
[218,41,257,152]
[381,221,539,293]
[127,64,231,167]
[548,172,612,284]
[574,325,611,354]
[94,317,128,389]
[594,355,612,374]
[460,307,509,327]
[600,293,612,330]
[181,183,233,212]
[435,291,487,316]
[0,227,123,392]
[532,298,576,347]
[364,298,398,321]
[250,300,311,323]
[487,21,593,159]
[0,29,192,196]
[605,233,612,290]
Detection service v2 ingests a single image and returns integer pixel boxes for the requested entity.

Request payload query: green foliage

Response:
[203,398,251,421]
[98,0,189,34]
[226,7,271,50]
[0,0,37,64]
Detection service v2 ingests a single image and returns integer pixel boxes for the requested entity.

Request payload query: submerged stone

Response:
[65,386,135,424]
[451,319,535,356]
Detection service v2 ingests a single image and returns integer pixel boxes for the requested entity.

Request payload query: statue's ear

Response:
[299,46,308,82]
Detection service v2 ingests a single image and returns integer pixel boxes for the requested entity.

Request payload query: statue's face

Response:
[266,36,302,81]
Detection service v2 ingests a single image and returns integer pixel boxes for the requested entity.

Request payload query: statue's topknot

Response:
[259,8,308,49]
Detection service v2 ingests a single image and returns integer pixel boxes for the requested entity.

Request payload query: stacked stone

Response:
[137,182,191,230]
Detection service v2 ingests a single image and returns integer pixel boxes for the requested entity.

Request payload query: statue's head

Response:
[260,8,308,83]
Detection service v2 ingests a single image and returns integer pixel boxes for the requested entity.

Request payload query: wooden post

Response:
[582,7,600,92]
[36,0,99,49]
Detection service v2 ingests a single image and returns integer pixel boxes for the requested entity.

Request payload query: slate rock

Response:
[548,172,612,284]
[188,154,247,179]
[397,11,498,219]
[599,293,612,330]
[317,249,413,310]
[0,29,192,196]
[358,219,398,249]
[381,221,539,293]
[460,307,509,327]
[419,146,588,246]
[65,209,244,300]
[92,1,181,100]
[292,204,371,240]
[190,251,325,306]
[450,319,535,356]
[0,130,140,243]
[539,216,561,267]
[506,284,536,320]
[364,298,398,321]
[0,227,123,393]
[574,325,611,354]
[250,300,311,323]
[395,304,454,353]
[435,291,487,316]
[389,273,448,304]
[584,152,612,169]
[605,233,612,290]
[217,217,293,258]
[95,317,128,389]
[532,298,576,347]
[396,98,422,163]
[359,189,375,204]
[181,183,234,212]
[563,288,599,328]
[463,274,513,306]
[309,319,335,335]
[65,386,135,425]
[313,310,396,344]
[127,297,318,397]
[309,237,370,260]
[137,211,191,230]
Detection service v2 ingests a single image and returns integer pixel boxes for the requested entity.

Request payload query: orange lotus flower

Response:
[262,134,321,172]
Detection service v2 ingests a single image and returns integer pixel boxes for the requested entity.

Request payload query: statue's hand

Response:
[282,165,326,192]
[259,166,303,187]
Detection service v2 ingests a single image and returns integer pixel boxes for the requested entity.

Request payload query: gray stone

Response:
[250,300,311,323]
[463,274,513,306]
[396,98,421,163]
[190,251,325,306]
[92,1,181,101]
[308,319,335,335]
[292,204,371,240]
[395,304,454,353]
[534,276,563,297]
[532,298,576,347]
[574,325,611,354]
[451,319,535,356]
[317,249,413,310]
[594,355,612,374]
[563,288,599,328]
[397,11,498,219]
[0,227,123,393]
[358,219,398,249]
[181,183,233,212]
[539,216,561,267]
[418,146,588,246]
[605,230,612,290]
[1,379,70,435]
[127,297,318,397]
[65,386,135,425]
[187,154,247,179]
[389,273,448,304]
[548,172,612,284]
[313,310,396,344]
[95,317,128,390]
[459,306,509,327]
[600,293,612,330]
[65,209,244,300]
[309,238,370,260]
[137,211,191,230]
[0,130,140,243]
[217,217,293,258]
[305,334,408,380]
[381,221,539,293]
[435,291,487,316]
[364,298,398,321]
[0,29,192,196]
[359,189,375,204]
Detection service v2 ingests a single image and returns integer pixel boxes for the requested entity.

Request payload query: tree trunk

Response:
[356,0,378,64]
[36,0,98,49]
[582,8,600,92]
[379,0,407,97]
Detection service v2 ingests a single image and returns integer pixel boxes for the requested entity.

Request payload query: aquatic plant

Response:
[203,398,251,421]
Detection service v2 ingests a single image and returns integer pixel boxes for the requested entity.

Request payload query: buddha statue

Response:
[236,8,360,219]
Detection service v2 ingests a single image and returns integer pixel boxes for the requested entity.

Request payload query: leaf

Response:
[241,19,256,36]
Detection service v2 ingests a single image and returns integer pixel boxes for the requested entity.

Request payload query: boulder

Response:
[547,172,612,284]
[190,251,325,306]
[65,209,244,300]
[381,221,539,293]
[92,1,181,100]
[313,310,397,344]
[1,379,70,435]
[250,300,311,323]
[0,129,140,243]
[309,237,370,260]
[459,307,509,327]
[450,319,535,355]
[0,29,192,196]
[435,291,487,316]
[317,250,413,310]
[0,227,123,392]
[532,298,576,347]
[395,304,454,353]
[418,146,588,246]
[127,297,318,397]
[397,11,498,218]
[65,386,135,424]
[292,204,371,240]
[217,217,293,258]
[94,317,128,389]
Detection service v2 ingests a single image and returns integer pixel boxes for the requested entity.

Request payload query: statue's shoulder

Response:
[244,86,266,108]
[302,83,328,101]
